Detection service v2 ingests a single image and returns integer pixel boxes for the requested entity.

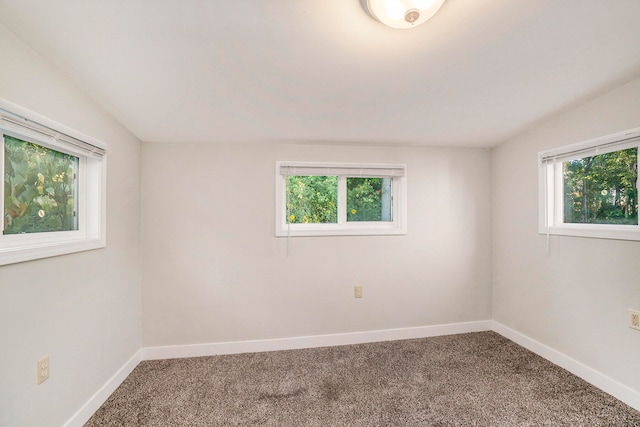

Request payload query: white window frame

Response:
[275,161,407,237]
[539,127,640,241]
[0,99,107,265]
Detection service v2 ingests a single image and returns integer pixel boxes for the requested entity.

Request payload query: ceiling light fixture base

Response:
[366,0,446,29]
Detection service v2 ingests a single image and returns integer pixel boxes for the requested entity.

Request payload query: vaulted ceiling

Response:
[1,0,639,147]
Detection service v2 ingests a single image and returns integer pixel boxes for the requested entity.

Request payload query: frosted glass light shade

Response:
[367,0,446,29]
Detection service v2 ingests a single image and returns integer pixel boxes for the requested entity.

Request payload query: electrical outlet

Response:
[630,310,640,331]
[37,356,50,385]
[354,286,363,298]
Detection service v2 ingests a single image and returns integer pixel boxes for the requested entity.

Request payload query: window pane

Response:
[563,147,638,225]
[3,135,79,234]
[286,175,337,224]
[347,177,392,222]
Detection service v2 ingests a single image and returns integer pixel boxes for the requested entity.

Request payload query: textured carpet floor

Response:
[85,332,640,426]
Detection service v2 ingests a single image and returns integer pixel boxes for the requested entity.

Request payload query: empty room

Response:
[1,0,640,425]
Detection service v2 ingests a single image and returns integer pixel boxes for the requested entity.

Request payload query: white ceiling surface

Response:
[1,1,639,147]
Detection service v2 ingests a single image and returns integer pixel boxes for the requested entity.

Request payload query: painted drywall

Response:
[141,143,492,347]
[0,24,142,427]
[492,77,640,393]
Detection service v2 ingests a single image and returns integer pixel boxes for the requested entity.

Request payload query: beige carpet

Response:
[85,332,640,426]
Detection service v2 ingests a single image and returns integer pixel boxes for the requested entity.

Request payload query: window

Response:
[276,162,407,236]
[1,100,106,265]
[4,135,79,234]
[539,127,640,240]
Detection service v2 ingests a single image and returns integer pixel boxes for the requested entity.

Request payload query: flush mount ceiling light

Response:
[367,0,446,29]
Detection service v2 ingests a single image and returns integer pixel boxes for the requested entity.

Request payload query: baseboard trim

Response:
[63,350,142,427]
[492,321,640,412]
[142,320,493,361]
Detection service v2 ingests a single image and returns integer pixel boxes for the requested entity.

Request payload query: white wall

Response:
[0,24,142,427]
[141,143,492,347]
[492,77,640,393]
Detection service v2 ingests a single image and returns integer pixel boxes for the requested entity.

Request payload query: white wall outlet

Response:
[354,286,363,298]
[630,309,640,331]
[37,356,50,385]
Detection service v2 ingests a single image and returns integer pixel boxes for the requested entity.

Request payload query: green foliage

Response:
[347,177,391,222]
[286,175,338,223]
[3,135,78,234]
[285,176,392,224]
[563,148,637,225]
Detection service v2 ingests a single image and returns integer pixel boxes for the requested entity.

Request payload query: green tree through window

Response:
[285,176,394,224]
[347,177,392,222]
[563,147,637,225]
[3,135,78,234]
[286,175,338,224]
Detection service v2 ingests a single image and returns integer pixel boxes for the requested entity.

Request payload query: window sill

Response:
[276,224,407,237]
[540,225,640,241]
[0,238,105,266]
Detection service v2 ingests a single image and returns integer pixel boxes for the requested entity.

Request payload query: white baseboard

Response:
[492,321,640,412]
[64,350,142,427]
[142,320,494,360]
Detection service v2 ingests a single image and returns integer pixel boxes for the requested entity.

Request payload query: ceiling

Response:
[1,0,639,147]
